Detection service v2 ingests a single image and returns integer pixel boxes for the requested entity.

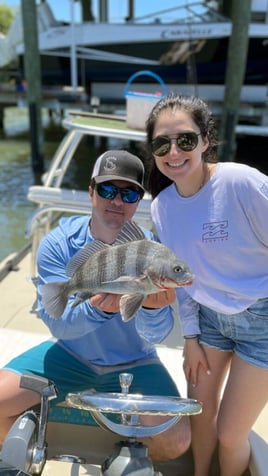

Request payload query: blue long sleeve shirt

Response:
[37,216,174,365]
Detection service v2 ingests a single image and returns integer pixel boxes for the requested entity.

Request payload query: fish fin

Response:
[120,293,146,322]
[42,281,69,319]
[101,274,148,287]
[66,221,145,276]
[113,221,146,245]
[66,241,110,277]
[106,275,151,284]
[71,291,94,308]
[102,276,134,284]
[100,275,152,295]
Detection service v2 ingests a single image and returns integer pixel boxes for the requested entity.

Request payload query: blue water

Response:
[0,107,131,262]
[0,108,60,261]
[0,143,35,259]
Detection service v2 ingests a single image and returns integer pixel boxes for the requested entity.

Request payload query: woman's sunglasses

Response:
[96,183,141,203]
[151,131,201,156]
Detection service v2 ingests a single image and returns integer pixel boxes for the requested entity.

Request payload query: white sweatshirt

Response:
[151,162,268,335]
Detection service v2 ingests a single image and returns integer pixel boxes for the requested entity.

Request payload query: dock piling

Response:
[218,0,251,161]
[21,0,44,174]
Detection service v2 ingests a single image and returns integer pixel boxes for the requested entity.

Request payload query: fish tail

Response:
[42,281,69,319]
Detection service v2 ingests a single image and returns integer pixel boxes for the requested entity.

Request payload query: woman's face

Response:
[151,108,209,183]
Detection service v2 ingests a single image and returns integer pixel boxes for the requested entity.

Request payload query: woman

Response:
[146,93,268,476]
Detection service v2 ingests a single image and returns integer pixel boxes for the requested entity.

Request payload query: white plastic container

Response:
[124,70,167,130]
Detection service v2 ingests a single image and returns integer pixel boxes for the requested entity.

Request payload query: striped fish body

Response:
[42,222,194,321]
[67,240,176,296]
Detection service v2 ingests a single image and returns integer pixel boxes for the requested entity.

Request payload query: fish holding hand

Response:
[42,222,194,321]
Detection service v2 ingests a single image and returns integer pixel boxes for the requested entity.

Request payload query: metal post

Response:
[21,0,44,173]
[0,107,4,132]
[218,0,251,161]
[80,0,94,21]
[99,0,108,22]
[128,0,134,20]
[70,0,78,91]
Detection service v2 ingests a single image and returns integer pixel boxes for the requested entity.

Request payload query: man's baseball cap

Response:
[91,150,145,192]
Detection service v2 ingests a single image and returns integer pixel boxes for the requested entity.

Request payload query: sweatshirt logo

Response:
[202,220,228,242]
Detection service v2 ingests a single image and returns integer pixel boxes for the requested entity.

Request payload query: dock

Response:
[0,82,267,137]
[90,81,268,133]
[0,84,90,129]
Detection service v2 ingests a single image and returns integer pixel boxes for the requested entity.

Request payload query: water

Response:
[0,107,135,262]
[0,109,54,261]
[0,107,267,263]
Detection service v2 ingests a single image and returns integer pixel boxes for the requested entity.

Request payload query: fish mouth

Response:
[156,276,194,289]
[173,279,193,287]
[181,279,193,286]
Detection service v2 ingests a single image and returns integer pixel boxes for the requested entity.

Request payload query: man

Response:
[0,150,190,461]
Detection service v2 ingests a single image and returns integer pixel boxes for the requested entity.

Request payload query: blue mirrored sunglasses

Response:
[151,131,201,156]
[96,183,141,203]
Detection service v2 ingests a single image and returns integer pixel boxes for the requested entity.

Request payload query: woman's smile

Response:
[167,159,188,168]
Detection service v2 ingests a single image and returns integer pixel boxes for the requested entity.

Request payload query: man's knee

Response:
[0,370,40,418]
[148,417,191,461]
[167,418,191,459]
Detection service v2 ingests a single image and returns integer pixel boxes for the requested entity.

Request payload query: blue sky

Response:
[3,1,185,23]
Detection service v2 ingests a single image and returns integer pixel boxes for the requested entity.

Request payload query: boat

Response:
[2,1,268,101]
[16,1,268,85]
[0,110,267,475]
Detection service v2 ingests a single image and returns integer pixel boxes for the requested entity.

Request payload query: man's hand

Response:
[142,289,176,309]
[90,293,121,313]
[90,289,176,314]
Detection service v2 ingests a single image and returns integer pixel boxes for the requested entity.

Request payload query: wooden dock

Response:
[0,85,89,110]
[0,84,267,137]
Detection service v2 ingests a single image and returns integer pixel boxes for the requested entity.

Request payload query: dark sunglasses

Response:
[151,131,201,156]
[96,183,141,203]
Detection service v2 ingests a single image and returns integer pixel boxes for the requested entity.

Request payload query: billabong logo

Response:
[103,156,117,172]
[202,220,228,242]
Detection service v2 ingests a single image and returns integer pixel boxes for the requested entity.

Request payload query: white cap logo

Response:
[103,156,117,172]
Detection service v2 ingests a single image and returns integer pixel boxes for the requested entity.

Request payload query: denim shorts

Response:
[199,298,268,369]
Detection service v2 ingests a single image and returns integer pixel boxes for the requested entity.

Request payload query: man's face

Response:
[89,180,141,231]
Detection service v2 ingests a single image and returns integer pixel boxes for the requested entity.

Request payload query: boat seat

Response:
[27,186,95,213]
[27,185,151,219]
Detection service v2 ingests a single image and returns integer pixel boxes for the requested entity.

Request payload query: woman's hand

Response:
[183,339,211,387]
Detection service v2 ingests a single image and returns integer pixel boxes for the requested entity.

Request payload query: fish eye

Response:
[173,265,183,273]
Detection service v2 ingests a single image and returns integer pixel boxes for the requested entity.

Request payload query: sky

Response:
[2,0,186,23]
